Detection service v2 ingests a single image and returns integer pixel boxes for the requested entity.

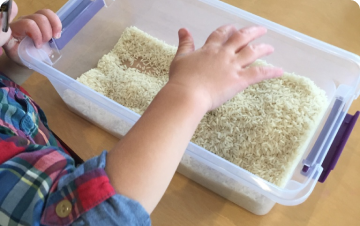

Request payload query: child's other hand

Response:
[169,25,283,112]
[3,9,62,65]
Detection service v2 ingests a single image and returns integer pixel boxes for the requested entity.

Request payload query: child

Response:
[0,1,283,225]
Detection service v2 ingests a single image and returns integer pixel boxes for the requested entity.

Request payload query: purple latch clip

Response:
[318,111,359,183]
[54,0,105,50]
[302,98,344,175]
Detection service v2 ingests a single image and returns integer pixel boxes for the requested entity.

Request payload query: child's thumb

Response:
[176,28,195,57]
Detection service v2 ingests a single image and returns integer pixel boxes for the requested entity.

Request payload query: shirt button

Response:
[56,200,72,218]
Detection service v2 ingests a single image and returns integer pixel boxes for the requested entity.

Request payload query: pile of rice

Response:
[77,26,328,187]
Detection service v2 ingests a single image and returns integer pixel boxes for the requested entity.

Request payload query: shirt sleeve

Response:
[40,151,151,226]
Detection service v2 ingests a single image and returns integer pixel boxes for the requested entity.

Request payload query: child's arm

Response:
[105,25,283,214]
[0,9,61,84]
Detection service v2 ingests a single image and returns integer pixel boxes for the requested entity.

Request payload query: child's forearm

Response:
[0,53,33,85]
[105,83,208,214]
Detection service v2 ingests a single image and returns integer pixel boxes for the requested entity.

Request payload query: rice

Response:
[76,26,328,188]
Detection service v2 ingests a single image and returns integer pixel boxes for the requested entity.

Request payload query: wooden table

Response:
[15,0,360,225]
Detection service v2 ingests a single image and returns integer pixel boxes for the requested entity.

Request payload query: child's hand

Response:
[3,9,62,65]
[169,25,283,111]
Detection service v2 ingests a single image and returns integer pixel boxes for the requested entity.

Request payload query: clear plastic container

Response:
[18,0,360,215]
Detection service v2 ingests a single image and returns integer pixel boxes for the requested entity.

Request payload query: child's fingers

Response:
[205,25,237,45]
[175,28,195,57]
[35,9,62,39]
[225,26,267,52]
[240,66,283,86]
[20,14,53,45]
[10,19,43,48]
[237,43,274,67]
[10,9,62,49]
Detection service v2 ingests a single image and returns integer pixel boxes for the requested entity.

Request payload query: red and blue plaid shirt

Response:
[0,74,150,226]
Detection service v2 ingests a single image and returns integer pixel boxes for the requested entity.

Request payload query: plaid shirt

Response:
[0,74,125,226]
